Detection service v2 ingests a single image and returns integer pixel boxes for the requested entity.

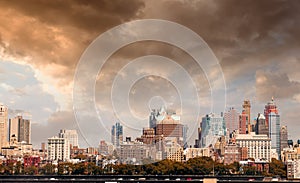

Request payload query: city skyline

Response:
[0,0,299,147]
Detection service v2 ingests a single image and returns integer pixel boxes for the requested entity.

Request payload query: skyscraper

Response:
[224,107,239,134]
[0,104,8,149]
[280,126,288,152]
[239,110,248,134]
[264,98,280,158]
[200,113,226,147]
[9,115,31,144]
[255,113,268,136]
[242,100,251,133]
[111,122,123,147]
[155,109,184,146]
[59,129,79,147]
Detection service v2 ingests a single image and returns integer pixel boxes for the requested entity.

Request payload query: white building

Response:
[0,104,8,149]
[287,159,300,179]
[48,136,70,161]
[59,129,78,147]
[184,147,210,161]
[235,132,271,161]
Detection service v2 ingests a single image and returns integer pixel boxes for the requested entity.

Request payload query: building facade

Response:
[48,136,70,161]
[235,132,271,161]
[242,100,251,133]
[0,104,8,149]
[224,107,239,134]
[59,129,78,147]
[280,126,288,152]
[255,113,268,136]
[155,110,183,146]
[200,113,226,147]
[111,122,123,147]
[9,116,31,144]
[224,143,242,165]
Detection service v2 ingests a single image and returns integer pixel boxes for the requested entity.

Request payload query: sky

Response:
[0,0,299,148]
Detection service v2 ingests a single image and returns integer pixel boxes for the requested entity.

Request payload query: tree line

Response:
[0,157,286,177]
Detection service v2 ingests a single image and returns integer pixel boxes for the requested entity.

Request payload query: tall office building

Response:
[48,136,70,161]
[264,97,280,158]
[111,122,123,147]
[0,104,8,149]
[255,113,268,136]
[239,110,248,134]
[280,126,288,152]
[155,109,183,146]
[224,107,239,134]
[200,113,226,147]
[242,100,251,133]
[9,116,31,144]
[59,129,79,147]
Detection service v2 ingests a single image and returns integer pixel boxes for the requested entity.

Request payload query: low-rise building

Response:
[184,147,210,161]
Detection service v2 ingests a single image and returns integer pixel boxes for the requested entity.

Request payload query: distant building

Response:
[149,109,158,129]
[48,136,70,161]
[155,109,183,146]
[59,129,79,148]
[9,116,31,144]
[0,104,8,149]
[264,98,281,159]
[99,140,114,155]
[165,138,184,162]
[184,147,210,161]
[224,143,242,165]
[239,110,248,134]
[224,107,239,134]
[255,113,268,136]
[280,126,288,152]
[119,141,149,164]
[242,100,251,133]
[200,113,226,147]
[287,159,300,179]
[235,132,271,161]
[111,122,123,147]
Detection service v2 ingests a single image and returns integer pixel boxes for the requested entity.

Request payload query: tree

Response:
[269,158,286,177]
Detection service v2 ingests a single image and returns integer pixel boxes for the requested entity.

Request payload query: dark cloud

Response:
[1,0,300,144]
[256,70,300,101]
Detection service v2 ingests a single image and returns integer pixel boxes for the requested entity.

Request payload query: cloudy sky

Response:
[0,0,299,148]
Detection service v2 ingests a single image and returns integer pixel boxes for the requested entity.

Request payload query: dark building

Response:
[255,113,268,136]
[280,126,288,151]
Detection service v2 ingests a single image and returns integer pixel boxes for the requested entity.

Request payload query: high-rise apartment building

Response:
[111,122,123,147]
[224,107,239,134]
[59,129,78,147]
[0,104,8,149]
[200,113,226,147]
[48,136,70,161]
[9,116,31,144]
[264,98,281,158]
